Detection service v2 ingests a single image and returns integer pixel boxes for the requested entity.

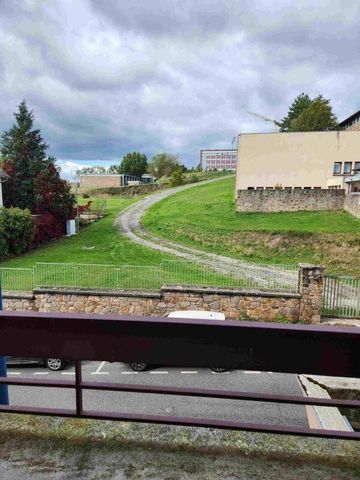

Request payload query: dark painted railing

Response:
[0,311,359,440]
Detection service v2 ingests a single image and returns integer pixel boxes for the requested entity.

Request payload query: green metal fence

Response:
[0,261,299,293]
[322,275,360,318]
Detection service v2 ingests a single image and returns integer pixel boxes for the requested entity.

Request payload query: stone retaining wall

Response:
[236,188,345,213]
[3,266,324,323]
[344,193,360,219]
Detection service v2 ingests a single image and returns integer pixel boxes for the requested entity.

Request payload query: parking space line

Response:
[150,371,168,374]
[91,361,109,375]
[8,372,21,375]
[243,371,261,374]
[121,371,138,375]
[61,372,75,375]
[211,371,230,374]
[181,371,198,374]
[33,372,49,375]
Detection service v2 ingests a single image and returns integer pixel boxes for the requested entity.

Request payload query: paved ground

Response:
[115,177,299,290]
[6,361,308,427]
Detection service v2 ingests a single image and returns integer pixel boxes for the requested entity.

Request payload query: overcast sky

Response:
[0,0,359,179]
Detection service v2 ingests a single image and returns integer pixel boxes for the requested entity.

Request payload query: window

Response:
[344,162,352,174]
[355,162,360,173]
[333,162,342,174]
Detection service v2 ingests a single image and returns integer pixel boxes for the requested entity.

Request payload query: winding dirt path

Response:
[114,177,298,289]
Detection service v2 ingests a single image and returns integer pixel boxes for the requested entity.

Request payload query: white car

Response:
[128,310,227,372]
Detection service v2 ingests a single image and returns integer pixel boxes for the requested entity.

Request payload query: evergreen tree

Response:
[1,101,74,225]
[1,101,48,210]
[279,93,313,132]
[289,95,338,132]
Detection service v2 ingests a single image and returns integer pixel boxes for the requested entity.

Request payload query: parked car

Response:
[6,357,67,371]
[128,310,227,372]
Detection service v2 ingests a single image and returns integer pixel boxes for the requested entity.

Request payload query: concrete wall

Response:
[3,266,324,324]
[344,193,360,218]
[236,188,345,213]
[236,131,360,191]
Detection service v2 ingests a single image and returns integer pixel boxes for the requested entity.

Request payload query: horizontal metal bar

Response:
[0,405,358,441]
[0,376,74,389]
[0,311,359,377]
[1,376,359,409]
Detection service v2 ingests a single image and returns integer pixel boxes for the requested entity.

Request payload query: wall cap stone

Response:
[2,291,35,300]
[161,284,301,299]
[33,288,162,299]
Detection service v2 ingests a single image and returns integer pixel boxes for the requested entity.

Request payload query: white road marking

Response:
[181,371,198,374]
[91,361,109,375]
[8,372,21,375]
[61,372,75,375]
[150,371,168,374]
[33,372,49,375]
[243,371,261,374]
[121,371,138,375]
[211,371,230,374]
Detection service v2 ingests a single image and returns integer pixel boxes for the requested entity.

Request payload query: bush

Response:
[32,213,65,246]
[0,218,8,261]
[0,207,35,256]
[188,173,199,184]
[169,169,185,187]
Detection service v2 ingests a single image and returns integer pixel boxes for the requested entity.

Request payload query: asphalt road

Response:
[6,361,308,427]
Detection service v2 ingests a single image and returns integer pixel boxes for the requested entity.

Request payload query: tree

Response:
[75,166,108,177]
[169,168,185,187]
[289,96,338,132]
[279,93,338,132]
[119,152,147,177]
[148,153,182,178]
[1,101,48,210]
[1,101,74,227]
[279,93,313,132]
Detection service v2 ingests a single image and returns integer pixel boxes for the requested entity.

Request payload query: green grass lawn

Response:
[143,177,360,275]
[0,194,244,290]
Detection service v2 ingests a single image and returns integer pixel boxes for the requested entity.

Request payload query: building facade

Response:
[200,149,237,171]
[80,174,141,189]
[236,131,360,191]
[339,110,360,131]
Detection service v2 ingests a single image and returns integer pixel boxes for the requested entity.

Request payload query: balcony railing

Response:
[0,311,359,440]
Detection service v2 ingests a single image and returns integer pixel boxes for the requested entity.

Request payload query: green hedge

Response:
[0,208,35,260]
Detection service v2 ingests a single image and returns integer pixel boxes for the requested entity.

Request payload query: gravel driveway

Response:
[115,177,298,290]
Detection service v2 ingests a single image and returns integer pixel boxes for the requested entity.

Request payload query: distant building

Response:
[200,149,237,171]
[80,174,141,189]
[339,110,360,131]
[141,174,155,184]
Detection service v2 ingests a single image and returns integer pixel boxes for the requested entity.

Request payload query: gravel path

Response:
[115,177,298,290]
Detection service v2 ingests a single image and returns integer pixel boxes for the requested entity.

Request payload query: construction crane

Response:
[246,111,281,131]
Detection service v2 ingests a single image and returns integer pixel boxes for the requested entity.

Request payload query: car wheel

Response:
[211,367,228,373]
[129,362,148,372]
[46,358,66,371]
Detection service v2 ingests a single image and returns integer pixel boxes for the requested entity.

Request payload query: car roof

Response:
[167,310,225,320]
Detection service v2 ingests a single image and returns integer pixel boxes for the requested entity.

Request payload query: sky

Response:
[0,0,359,180]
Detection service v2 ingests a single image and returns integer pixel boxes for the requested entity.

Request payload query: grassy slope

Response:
[143,177,360,275]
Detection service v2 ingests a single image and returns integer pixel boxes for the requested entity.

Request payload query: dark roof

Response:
[339,109,360,127]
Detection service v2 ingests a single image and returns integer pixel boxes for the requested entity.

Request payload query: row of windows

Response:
[333,161,360,175]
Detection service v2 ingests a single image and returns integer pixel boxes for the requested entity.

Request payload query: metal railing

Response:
[323,275,360,318]
[0,311,359,441]
[0,261,299,293]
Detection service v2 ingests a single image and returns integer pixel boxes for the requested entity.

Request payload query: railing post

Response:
[75,360,83,416]
[0,277,9,405]
[299,264,325,324]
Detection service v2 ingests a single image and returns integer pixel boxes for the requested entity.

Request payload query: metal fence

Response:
[323,275,360,318]
[0,261,300,293]
[0,310,359,440]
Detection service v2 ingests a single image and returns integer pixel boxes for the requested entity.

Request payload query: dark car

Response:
[6,357,67,371]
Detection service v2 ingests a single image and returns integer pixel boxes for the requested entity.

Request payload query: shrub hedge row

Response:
[0,208,35,261]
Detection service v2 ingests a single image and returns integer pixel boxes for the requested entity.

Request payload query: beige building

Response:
[80,174,141,190]
[236,131,360,191]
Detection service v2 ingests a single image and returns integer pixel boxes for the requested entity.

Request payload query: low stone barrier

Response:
[2,265,324,323]
[344,193,360,219]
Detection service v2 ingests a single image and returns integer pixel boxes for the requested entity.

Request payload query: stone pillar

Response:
[299,264,325,324]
